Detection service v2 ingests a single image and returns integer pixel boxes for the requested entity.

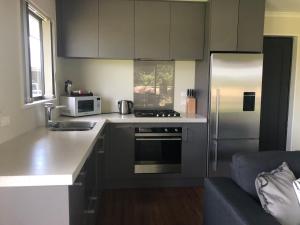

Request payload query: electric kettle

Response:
[118,100,134,115]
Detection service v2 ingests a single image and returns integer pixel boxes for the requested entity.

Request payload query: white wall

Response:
[0,0,56,144]
[57,59,195,113]
[264,12,300,150]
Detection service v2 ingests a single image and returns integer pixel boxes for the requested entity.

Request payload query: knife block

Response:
[186,96,196,114]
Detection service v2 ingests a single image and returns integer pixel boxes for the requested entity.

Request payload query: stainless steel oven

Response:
[134,127,182,174]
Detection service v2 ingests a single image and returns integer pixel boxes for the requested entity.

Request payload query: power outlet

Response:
[0,116,10,127]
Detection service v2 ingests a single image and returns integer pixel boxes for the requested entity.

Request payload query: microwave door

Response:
[77,99,95,115]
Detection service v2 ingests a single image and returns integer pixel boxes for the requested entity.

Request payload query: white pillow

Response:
[293,179,300,205]
[255,162,300,225]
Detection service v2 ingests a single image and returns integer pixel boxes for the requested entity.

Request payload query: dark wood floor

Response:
[98,187,204,225]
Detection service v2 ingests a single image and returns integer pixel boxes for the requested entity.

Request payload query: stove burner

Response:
[134,110,181,118]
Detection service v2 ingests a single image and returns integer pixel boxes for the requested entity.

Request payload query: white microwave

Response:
[60,96,101,117]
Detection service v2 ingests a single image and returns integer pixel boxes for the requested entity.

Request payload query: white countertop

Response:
[79,113,207,123]
[0,113,206,187]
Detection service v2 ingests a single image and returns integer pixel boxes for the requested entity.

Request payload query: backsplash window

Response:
[134,61,175,109]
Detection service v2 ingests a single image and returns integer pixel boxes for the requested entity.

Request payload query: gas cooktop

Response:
[134,109,181,118]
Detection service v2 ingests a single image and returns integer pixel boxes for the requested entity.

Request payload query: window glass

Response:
[28,13,43,98]
[134,61,175,109]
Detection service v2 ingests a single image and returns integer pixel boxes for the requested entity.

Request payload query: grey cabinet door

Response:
[135,1,171,59]
[69,174,85,225]
[170,2,205,60]
[105,124,134,179]
[99,0,134,59]
[182,124,207,178]
[56,0,98,58]
[237,0,265,52]
[209,0,239,52]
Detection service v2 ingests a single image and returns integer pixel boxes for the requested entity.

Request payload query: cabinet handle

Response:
[98,136,104,140]
[182,128,188,142]
[89,196,98,201]
[84,210,95,214]
[97,151,104,155]
[73,182,83,187]
[79,171,86,176]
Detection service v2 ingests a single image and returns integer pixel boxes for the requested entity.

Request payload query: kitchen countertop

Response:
[0,113,206,187]
[71,113,207,123]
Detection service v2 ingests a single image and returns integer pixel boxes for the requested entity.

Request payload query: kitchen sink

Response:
[49,121,96,131]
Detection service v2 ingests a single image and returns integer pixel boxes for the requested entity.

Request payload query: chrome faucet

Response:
[44,103,65,127]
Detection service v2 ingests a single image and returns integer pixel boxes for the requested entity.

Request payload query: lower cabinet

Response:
[104,124,135,180]
[181,124,207,178]
[69,173,86,225]
[69,129,107,225]
[104,123,207,188]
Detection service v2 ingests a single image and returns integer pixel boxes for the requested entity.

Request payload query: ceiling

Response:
[266,0,300,13]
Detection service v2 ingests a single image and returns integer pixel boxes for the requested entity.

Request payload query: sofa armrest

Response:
[204,178,280,225]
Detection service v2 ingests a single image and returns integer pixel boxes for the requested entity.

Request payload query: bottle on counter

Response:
[186,89,196,114]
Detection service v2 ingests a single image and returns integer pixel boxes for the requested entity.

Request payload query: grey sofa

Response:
[204,151,300,225]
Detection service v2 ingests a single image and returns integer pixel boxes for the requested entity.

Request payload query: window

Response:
[22,1,55,103]
[134,61,175,109]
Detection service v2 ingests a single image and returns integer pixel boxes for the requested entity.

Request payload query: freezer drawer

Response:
[209,139,259,177]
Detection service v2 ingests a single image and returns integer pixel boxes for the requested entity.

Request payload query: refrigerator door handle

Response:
[215,89,220,139]
[213,141,218,172]
[214,89,221,171]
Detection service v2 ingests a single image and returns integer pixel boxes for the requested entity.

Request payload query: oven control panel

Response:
[135,127,182,134]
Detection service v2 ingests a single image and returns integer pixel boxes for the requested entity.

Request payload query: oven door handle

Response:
[135,133,181,137]
[135,138,182,141]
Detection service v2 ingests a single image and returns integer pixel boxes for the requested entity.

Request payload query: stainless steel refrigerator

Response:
[209,53,263,177]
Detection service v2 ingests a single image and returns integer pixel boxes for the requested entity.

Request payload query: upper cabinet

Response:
[170,2,205,60]
[237,0,265,52]
[134,1,171,60]
[210,0,265,52]
[57,0,134,58]
[99,0,134,59]
[56,0,99,58]
[134,1,205,60]
[209,0,239,52]
[56,0,206,60]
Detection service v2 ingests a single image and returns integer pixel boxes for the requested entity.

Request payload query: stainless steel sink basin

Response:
[49,121,96,131]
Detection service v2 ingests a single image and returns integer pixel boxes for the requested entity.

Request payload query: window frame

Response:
[21,0,55,104]
[27,9,45,101]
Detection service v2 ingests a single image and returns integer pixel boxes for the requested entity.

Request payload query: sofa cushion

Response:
[255,162,300,225]
[204,178,281,225]
[231,151,300,199]
[293,179,300,205]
